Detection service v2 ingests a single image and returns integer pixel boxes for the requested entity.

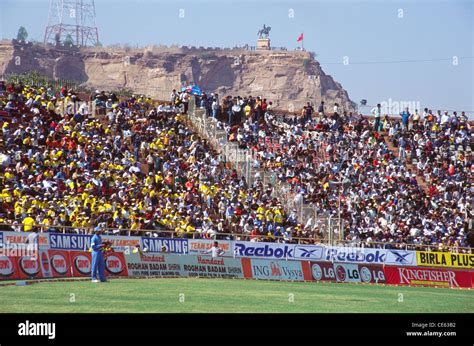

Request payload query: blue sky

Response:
[1,0,473,113]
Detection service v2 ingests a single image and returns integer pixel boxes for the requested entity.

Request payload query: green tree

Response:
[64,34,74,47]
[54,33,61,46]
[16,26,28,41]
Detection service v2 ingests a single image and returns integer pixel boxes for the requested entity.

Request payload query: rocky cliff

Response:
[0,40,355,111]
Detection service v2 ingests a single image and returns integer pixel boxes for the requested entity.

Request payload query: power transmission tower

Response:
[44,0,99,47]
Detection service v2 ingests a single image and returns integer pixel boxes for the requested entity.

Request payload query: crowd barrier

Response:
[0,231,472,288]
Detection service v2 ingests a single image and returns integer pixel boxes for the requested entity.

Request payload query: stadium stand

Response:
[0,81,472,251]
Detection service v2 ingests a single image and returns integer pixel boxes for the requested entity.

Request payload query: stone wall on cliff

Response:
[0,40,355,111]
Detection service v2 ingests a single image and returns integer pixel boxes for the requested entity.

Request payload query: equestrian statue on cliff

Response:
[257,24,271,39]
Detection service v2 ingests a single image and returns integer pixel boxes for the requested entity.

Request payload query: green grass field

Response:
[1,278,473,313]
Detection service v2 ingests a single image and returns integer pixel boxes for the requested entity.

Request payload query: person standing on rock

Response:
[180,90,189,114]
[212,94,219,119]
[317,101,325,120]
[372,103,382,131]
[170,89,177,105]
[304,102,314,125]
[400,107,411,131]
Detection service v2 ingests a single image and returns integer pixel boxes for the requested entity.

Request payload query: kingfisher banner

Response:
[384,266,473,288]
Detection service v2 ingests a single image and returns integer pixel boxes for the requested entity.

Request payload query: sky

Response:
[1,0,473,114]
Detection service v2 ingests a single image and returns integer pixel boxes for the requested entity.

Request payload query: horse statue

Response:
[257,24,271,39]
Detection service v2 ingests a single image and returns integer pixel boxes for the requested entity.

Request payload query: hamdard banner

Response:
[125,253,244,279]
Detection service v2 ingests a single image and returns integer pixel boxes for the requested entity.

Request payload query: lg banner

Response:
[305,262,386,284]
[384,266,473,288]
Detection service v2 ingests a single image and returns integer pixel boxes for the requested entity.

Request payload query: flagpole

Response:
[302,32,304,51]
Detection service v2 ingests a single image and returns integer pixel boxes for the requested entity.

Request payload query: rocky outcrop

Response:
[0,40,355,111]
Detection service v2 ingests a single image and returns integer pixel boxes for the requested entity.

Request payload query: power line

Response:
[320,56,473,65]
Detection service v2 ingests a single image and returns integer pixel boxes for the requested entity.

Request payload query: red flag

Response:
[297,33,304,42]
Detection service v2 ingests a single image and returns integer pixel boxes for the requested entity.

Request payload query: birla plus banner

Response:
[384,266,473,288]
[416,251,474,269]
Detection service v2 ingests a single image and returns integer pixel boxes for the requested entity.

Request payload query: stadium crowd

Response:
[0,83,300,242]
[202,94,473,250]
[0,81,472,249]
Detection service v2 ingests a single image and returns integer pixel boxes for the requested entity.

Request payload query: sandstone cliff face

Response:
[0,41,355,111]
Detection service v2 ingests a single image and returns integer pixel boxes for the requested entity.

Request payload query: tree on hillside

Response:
[64,34,74,47]
[54,33,61,46]
[16,26,28,42]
